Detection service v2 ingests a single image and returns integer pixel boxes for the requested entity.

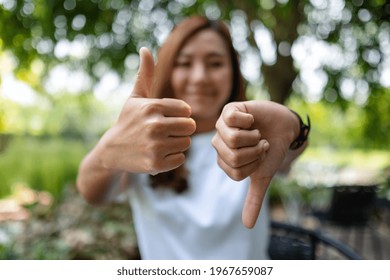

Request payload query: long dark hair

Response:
[149,16,246,193]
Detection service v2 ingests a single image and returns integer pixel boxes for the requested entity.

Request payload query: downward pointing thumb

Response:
[132,47,155,98]
[242,176,272,229]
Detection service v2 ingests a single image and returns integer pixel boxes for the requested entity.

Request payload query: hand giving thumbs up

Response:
[96,47,196,175]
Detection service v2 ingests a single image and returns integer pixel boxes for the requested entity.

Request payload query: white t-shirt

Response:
[127,131,270,259]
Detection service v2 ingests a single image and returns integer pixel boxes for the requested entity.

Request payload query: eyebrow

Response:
[177,51,227,59]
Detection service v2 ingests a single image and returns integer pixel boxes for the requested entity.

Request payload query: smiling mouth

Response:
[185,94,216,102]
[186,89,216,97]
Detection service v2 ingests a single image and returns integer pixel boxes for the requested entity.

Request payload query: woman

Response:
[77,16,309,259]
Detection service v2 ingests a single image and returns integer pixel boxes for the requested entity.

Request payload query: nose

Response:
[190,62,208,84]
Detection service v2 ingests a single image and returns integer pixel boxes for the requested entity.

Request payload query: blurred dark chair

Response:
[311,185,383,259]
[327,185,377,224]
[269,220,362,260]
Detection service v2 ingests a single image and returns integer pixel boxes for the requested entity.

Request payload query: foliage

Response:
[361,87,390,149]
[0,90,111,137]
[0,0,388,104]
[286,88,390,150]
[0,136,88,200]
[0,187,139,260]
[0,1,388,262]
[299,0,390,105]
[0,0,389,148]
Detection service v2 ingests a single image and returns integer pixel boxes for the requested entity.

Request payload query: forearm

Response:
[278,140,308,175]
[76,145,125,205]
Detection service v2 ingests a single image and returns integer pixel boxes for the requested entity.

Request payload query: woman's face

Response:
[171,29,233,132]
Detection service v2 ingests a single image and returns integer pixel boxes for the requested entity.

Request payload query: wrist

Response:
[93,130,121,174]
[289,110,311,150]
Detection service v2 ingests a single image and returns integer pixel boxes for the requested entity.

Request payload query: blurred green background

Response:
[0,0,389,259]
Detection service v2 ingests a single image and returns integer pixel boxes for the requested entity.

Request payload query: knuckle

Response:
[230,169,246,181]
[145,142,162,160]
[144,151,164,174]
[216,154,245,181]
[215,118,223,131]
[141,100,162,115]
[225,110,237,125]
[227,150,241,168]
[151,140,165,153]
[145,117,165,136]
[226,131,241,148]
[177,137,190,152]
[211,135,219,148]
[173,153,186,167]
[143,157,157,174]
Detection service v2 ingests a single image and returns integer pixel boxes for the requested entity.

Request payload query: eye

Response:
[207,60,224,68]
[174,60,191,68]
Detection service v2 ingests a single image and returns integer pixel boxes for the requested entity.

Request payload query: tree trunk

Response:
[260,1,304,104]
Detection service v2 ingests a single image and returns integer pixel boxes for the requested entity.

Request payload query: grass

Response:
[0,136,88,200]
[0,136,388,203]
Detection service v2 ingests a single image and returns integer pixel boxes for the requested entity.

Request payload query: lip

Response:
[186,88,216,97]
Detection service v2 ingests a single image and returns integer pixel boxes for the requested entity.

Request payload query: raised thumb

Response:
[242,176,272,229]
[132,47,155,98]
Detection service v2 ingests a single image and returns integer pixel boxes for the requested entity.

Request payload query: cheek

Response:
[215,71,233,102]
[171,71,186,97]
